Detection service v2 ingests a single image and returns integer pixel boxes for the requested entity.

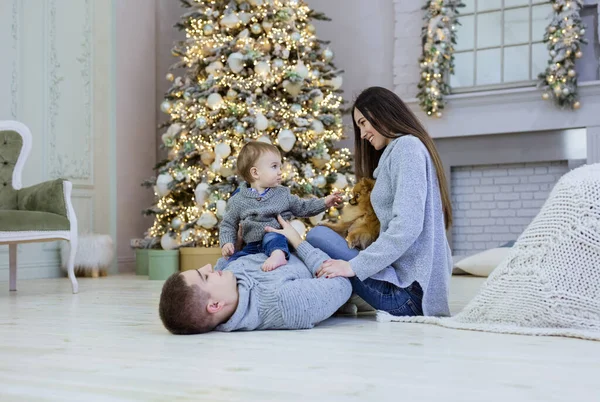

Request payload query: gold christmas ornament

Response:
[575,51,583,59]
[200,151,216,165]
[542,92,550,100]
[573,101,581,109]
[166,73,174,82]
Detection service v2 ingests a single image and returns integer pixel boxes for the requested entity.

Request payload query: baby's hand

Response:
[325,192,344,208]
[222,243,235,258]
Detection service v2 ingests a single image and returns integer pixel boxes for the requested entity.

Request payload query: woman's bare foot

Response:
[262,250,287,272]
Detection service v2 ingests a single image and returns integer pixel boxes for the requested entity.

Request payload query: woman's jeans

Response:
[306,226,423,317]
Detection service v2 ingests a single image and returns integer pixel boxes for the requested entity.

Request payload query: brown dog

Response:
[321,178,380,250]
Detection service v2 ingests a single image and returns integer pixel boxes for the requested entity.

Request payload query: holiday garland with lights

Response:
[142,0,353,250]
[417,0,464,118]
[538,0,587,110]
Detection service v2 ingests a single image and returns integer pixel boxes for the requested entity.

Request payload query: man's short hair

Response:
[159,273,219,334]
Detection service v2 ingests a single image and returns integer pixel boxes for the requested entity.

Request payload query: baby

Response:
[219,141,343,271]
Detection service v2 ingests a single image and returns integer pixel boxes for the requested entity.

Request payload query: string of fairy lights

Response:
[538,0,587,109]
[144,0,353,249]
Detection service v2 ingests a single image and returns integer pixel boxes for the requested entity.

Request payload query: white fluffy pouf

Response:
[60,234,114,278]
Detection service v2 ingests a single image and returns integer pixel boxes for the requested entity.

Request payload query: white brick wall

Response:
[451,161,569,256]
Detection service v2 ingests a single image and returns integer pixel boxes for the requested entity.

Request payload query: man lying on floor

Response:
[159,216,352,334]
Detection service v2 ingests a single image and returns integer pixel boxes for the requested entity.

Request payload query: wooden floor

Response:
[1,275,599,402]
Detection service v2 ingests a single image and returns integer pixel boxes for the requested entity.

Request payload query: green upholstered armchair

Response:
[0,121,78,293]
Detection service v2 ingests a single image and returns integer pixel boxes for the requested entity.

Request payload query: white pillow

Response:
[454,248,511,277]
[451,255,469,275]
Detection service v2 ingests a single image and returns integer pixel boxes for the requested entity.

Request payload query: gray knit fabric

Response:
[348,135,453,317]
[219,183,327,246]
[215,241,352,331]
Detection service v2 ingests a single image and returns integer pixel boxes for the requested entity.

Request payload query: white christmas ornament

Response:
[160,100,172,114]
[328,76,343,90]
[171,217,183,229]
[290,220,307,238]
[277,129,296,152]
[313,89,324,104]
[239,13,253,24]
[198,211,218,229]
[216,200,227,218]
[215,142,231,158]
[309,212,325,226]
[262,21,273,32]
[194,182,210,205]
[283,80,302,97]
[313,175,327,188]
[228,52,245,73]
[257,135,272,144]
[226,89,238,100]
[166,123,182,137]
[160,233,179,250]
[211,159,222,174]
[311,119,324,134]
[181,229,193,242]
[254,61,270,78]
[294,61,309,79]
[333,174,348,189]
[156,173,173,197]
[207,93,224,110]
[303,164,315,178]
[255,113,269,130]
[220,13,240,29]
[206,61,223,75]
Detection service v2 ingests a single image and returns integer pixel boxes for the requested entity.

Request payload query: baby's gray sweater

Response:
[215,242,352,331]
[219,183,327,246]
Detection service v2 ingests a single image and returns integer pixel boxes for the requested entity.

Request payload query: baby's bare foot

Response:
[262,250,287,272]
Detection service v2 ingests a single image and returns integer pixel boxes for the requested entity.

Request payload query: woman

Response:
[307,86,453,317]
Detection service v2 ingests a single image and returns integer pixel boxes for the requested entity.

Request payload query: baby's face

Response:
[253,151,282,188]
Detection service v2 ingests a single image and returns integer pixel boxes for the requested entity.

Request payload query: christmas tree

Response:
[143,0,354,250]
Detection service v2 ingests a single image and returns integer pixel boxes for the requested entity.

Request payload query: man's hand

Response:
[316,259,355,279]
[221,243,235,258]
[325,191,344,208]
[265,215,303,249]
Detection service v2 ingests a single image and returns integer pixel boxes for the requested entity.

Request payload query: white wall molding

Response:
[46,0,94,183]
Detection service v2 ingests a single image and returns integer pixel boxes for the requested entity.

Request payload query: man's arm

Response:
[277,276,352,329]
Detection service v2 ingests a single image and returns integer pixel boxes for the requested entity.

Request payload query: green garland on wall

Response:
[417,0,465,118]
[538,0,587,110]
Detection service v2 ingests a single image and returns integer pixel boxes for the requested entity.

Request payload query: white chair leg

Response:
[9,244,17,291]
[67,238,79,294]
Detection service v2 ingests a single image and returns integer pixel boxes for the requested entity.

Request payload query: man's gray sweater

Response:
[219,183,327,246]
[215,242,352,331]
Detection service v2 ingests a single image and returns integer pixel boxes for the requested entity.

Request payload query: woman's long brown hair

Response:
[352,86,452,229]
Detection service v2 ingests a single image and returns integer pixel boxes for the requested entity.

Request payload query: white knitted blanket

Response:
[378,164,600,341]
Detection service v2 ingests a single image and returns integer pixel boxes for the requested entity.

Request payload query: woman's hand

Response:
[316,259,355,279]
[265,215,303,248]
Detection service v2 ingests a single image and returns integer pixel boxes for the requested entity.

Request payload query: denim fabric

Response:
[306,226,423,316]
[226,232,290,265]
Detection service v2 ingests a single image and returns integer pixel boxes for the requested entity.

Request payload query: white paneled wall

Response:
[0,0,116,279]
